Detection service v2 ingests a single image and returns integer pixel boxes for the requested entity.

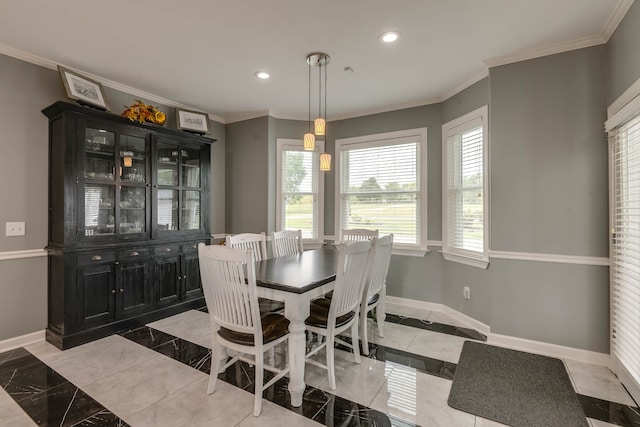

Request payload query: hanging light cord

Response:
[308,62,312,133]
[318,57,322,126]
[324,59,327,137]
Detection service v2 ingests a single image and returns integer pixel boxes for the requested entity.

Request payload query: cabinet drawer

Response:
[77,251,115,265]
[118,247,151,261]
[154,244,180,255]
[181,241,203,253]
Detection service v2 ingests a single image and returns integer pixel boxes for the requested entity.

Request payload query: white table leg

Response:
[284,295,310,407]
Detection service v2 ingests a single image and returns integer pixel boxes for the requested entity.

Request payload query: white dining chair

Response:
[360,234,393,355]
[271,229,303,258]
[341,228,379,243]
[305,240,374,390]
[198,243,290,416]
[226,232,283,313]
[226,232,268,262]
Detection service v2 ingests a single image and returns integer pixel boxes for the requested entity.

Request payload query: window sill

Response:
[441,251,489,269]
[392,247,429,257]
[304,241,325,250]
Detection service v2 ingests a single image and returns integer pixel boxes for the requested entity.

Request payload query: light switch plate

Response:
[6,222,25,236]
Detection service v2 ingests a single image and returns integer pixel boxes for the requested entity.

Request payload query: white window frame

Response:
[442,105,489,269]
[276,138,325,246]
[334,128,428,256]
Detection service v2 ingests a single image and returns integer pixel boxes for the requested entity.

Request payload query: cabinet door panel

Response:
[183,251,202,300]
[77,264,115,329]
[119,261,152,317]
[155,255,181,306]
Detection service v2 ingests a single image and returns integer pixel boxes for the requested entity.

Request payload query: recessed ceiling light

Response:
[380,31,400,43]
[254,71,270,79]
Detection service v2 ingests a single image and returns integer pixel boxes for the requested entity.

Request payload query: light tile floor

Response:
[0,304,636,426]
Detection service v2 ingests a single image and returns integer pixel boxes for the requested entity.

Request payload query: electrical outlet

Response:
[463,286,471,300]
[6,222,25,236]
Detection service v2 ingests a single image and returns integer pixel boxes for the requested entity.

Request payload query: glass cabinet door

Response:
[85,128,115,180]
[155,140,203,234]
[182,190,200,230]
[84,128,116,236]
[157,142,179,186]
[85,185,115,236]
[82,124,149,239]
[157,189,178,231]
[182,147,200,187]
[120,135,146,184]
[119,186,146,234]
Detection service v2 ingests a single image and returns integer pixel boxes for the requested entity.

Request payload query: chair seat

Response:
[258,298,285,313]
[306,298,355,328]
[324,292,378,305]
[367,293,380,306]
[219,313,290,346]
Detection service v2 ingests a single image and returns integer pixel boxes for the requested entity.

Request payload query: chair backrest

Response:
[226,232,268,262]
[364,234,394,299]
[271,229,303,258]
[330,240,374,320]
[198,243,262,337]
[341,228,379,243]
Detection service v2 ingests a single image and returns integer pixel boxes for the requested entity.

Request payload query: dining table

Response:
[254,244,338,407]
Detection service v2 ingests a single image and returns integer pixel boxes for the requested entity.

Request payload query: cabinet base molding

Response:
[46,298,205,350]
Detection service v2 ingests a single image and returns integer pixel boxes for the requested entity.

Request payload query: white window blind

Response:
[442,106,488,267]
[277,140,323,240]
[610,111,640,403]
[336,129,427,251]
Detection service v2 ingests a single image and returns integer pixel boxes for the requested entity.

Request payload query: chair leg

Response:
[208,339,222,394]
[327,334,336,390]
[361,307,370,356]
[378,288,386,338]
[254,352,264,416]
[351,318,361,364]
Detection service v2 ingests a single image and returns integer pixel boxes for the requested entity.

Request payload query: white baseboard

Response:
[488,333,610,366]
[441,305,491,336]
[0,330,45,352]
[385,296,610,366]
[385,295,444,313]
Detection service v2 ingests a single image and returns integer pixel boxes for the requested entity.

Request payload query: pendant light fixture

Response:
[307,53,329,136]
[303,59,315,151]
[304,52,331,171]
[319,153,331,171]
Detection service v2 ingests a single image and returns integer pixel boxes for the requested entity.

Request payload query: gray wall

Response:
[0,53,224,342]
[0,55,66,341]
[487,46,610,352]
[490,47,608,257]
[225,117,269,233]
[606,0,640,105]
[441,78,492,325]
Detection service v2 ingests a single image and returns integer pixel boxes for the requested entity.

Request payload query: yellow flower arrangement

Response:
[122,99,166,125]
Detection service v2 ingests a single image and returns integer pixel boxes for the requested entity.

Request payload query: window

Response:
[607,101,640,405]
[335,128,428,255]
[276,138,324,242]
[442,105,489,268]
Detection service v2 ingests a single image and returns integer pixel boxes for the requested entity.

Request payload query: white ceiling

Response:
[0,0,633,123]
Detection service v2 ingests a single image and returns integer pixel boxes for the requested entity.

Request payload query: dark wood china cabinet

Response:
[43,101,214,349]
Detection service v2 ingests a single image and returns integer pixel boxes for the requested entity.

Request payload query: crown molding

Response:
[440,70,490,101]
[0,43,225,124]
[225,110,271,124]
[602,0,635,42]
[484,35,606,69]
[328,96,443,122]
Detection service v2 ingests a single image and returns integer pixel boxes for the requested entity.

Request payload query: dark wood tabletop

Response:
[255,245,338,294]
